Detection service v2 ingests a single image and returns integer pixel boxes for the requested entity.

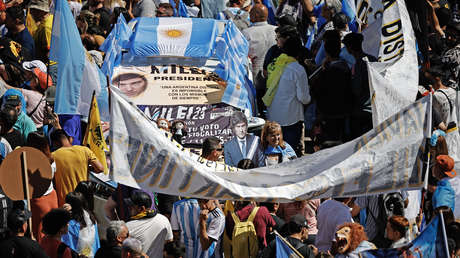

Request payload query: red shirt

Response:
[226,205,276,247]
[40,237,72,258]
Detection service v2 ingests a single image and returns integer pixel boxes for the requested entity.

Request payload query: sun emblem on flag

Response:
[166,29,183,38]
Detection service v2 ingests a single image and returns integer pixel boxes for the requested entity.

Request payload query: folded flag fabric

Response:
[275,235,302,258]
[359,215,449,258]
[127,17,218,58]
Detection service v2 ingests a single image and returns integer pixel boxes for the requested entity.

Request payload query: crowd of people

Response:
[0,0,457,257]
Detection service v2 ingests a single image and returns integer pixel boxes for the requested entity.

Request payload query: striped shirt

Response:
[171,200,225,258]
[170,199,201,258]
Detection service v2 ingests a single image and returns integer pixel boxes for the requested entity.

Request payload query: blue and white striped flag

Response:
[170,0,189,17]
[50,0,107,117]
[128,17,218,58]
[100,14,131,79]
[215,21,254,114]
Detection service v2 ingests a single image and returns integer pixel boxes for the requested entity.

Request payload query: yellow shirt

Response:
[52,145,97,206]
[33,14,54,64]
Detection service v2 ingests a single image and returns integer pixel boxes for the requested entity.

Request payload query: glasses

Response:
[215,148,223,151]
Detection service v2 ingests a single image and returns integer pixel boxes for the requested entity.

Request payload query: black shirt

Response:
[5,129,25,150]
[95,245,122,258]
[0,236,49,258]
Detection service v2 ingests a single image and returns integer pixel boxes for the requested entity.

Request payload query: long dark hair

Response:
[75,181,96,212]
[65,192,97,228]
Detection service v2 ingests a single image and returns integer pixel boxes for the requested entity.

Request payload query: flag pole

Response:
[439,211,450,256]
[83,90,96,146]
[273,230,304,258]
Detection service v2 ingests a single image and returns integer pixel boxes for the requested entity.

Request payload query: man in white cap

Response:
[29,0,53,64]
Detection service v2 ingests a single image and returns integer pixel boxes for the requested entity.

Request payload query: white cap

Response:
[22,60,47,73]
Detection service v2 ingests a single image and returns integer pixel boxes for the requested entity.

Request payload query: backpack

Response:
[224,9,250,32]
[231,206,259,258]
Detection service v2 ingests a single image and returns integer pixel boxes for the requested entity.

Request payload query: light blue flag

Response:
[341,0,359,32]
[101,14,131,78]
[214,20,253,115]
[128,17,218,58]
[50,0,107,118]
[276,235,301,258]
[359,215,449,258]
[170,0,189,17]
[50,0,85,114]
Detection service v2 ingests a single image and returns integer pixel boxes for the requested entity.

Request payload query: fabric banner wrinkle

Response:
[111,87,431,201]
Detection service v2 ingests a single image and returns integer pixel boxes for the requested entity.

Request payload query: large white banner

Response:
[359,0,419,126]
[110,88,431,201]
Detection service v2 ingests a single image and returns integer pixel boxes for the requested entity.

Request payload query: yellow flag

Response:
[26,9,38,37]
[83,93,109,174]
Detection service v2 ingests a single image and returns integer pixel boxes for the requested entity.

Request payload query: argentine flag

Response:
[50,0,107,117]
[276,235,302,258]
[128,17,218,58]
[101,14,132,79]
[169,0,189,17]
[215,21,253,114]
[341,0,359,32]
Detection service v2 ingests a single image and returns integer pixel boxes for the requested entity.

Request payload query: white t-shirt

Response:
[126,213,173,258]
[197,208,225,258]
[21,89,45,129]
[433,87,456,123]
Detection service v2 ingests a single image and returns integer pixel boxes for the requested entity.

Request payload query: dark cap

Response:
[124,190,153,209]
[276,14,297,27]
[4,94,21,107]
[290,214,309,228]
[7,208,32,231]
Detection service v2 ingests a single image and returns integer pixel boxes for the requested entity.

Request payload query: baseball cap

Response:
[4,94,21,107]
[7,208,32,231]
[290,214,309,229]
[0,1,5,12]
[23,60,47,73]
[436,155,457,178]
[124,190,153,209]
[32,68,53,90]
[29,0,50,12]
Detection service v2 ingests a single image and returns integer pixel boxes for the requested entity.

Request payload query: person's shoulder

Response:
[209,207,225,220]
[224,137,236,145]
[154,213,172,225]
[256,205,271,216]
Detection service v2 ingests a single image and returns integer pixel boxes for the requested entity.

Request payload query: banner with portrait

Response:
[111,65,226,105]
[142,104,235,145]
[111,65,234,145]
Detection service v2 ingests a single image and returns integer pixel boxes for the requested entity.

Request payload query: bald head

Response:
[250,4,268,23]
